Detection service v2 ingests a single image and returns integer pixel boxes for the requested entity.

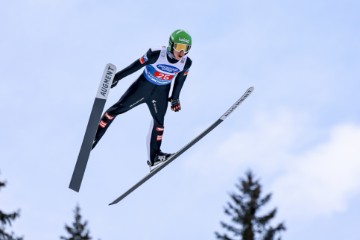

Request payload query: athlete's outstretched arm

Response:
[111,48,160,88]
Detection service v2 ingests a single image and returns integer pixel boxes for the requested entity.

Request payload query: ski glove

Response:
[170,98,181,112]
[111,79,119,88]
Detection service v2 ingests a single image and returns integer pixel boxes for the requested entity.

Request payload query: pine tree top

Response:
[215,170,286,240]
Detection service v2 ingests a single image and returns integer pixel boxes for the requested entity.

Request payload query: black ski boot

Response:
[147,151,173,167]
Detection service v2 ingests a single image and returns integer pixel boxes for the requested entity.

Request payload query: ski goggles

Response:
[173,43,191,53]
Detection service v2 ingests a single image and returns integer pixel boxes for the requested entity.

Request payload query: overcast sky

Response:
[1,0,360,239]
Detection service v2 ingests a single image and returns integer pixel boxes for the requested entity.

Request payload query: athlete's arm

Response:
[170,57,192,100]
[111,48,160,88]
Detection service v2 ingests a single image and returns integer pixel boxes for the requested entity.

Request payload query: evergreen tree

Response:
[215,171,286,240]
[0,174,23,240]
[60,205,92,240]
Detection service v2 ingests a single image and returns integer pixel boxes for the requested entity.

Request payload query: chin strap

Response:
[167,50,176,60]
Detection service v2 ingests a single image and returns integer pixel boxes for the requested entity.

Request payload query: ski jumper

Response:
[93,46,192,161]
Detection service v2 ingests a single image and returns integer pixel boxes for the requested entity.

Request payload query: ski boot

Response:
[147,151,173,169]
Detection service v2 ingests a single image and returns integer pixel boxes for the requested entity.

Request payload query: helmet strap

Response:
[167,49,176,60]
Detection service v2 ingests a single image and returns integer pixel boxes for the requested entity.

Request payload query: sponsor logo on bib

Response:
[156,64,180,74]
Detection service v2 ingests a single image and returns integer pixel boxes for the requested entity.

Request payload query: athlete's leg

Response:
[92,79,147,149]
[145,87,170,162]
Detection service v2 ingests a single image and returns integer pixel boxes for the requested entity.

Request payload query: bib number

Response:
[154,72,174,80]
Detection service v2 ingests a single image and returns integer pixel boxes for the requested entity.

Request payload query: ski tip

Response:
[248,86,255,92]
[106,63,117,70]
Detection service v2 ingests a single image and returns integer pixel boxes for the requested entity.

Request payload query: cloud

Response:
[184,109,360,220]
[272,123,360,219]
[182,109,311,183]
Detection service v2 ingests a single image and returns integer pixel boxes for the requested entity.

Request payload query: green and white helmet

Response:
[168,29,192,54]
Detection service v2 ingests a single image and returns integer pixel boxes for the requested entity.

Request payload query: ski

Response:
[108,86,254,205]
[69,63,117,192]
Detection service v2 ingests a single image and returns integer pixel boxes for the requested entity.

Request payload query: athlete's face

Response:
[173,49,185,60]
